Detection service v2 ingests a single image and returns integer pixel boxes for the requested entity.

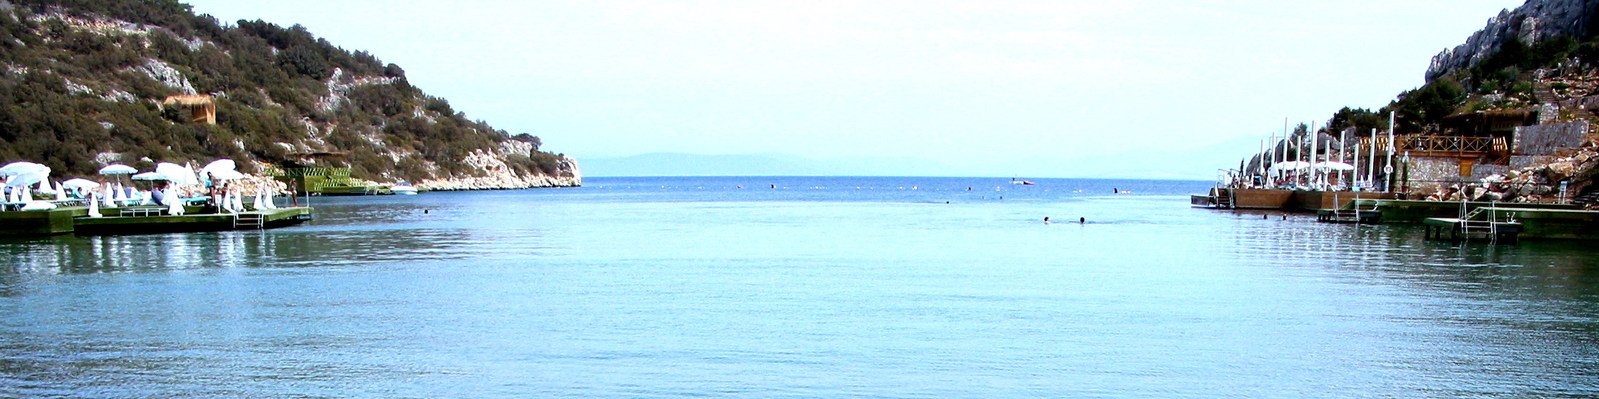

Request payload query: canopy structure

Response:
[1269,161,1312,172]
[1313,161,1356,171]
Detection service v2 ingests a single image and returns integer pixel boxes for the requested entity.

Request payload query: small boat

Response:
[1010,178,1036,186]
[390,182,419,195]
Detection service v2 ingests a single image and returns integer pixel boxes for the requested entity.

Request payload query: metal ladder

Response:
[233,212,264,229]
[1458,203,1500,242]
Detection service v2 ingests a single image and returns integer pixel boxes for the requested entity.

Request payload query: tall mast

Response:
[1280,122,1289,183]
[1310,123,1320,189]
[1386,112,1396,192]
[1368,128,1377,188]
[1352,129,1362,190]
[1339,127,1348,190]
[1258,138,1266,183]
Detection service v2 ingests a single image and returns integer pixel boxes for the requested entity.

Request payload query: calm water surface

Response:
[1,176,1596,398]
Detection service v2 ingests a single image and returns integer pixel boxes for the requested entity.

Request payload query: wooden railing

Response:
[1399,135,1497,153]
[1358,135,1507,157]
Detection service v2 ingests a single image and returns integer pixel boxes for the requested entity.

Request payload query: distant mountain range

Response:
[580,152,1218,180]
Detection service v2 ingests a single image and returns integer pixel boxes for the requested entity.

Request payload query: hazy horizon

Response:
[185,0,1524,180]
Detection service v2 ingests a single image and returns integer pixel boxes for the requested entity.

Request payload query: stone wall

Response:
[1406,156,1471,191]
[1403,156,1508,190]
[1514,120,1589,154]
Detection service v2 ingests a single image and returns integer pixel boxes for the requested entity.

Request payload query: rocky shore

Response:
[1423,146,1597,207]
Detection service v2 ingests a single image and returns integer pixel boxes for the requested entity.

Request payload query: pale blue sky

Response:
[186,0,1522,179]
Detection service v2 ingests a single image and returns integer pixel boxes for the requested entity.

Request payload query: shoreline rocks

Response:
[1418,146,1598,207]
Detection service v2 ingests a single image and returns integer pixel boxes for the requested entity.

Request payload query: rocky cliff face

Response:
[414,141,581,190]
[1427,0,1599,81]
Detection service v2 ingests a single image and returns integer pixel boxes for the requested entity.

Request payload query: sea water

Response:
[1,176,1595,398]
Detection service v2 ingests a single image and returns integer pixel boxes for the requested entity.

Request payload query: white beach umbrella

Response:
[99,164,137,186]
[112,182,127,202]
[0,161,48,177]
[35,178,49,192]
[130,172,167,181]
[210,169,245,181]
[53,182,66,201]
[251,192,264,210]
[4,171,46,187]
[155,163,198,187]
[263,189,277,209]
[138,189,153,206]
[199,159,236,181]
[231,191,245,212]
[102,182,116,207]
[166,188,183,216]
[98,164,137,175]
[87,193,102,218]
[62,178,98,191]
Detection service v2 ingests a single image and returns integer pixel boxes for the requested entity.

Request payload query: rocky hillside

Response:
[0,0,579,189]
[1320,0,1599,207]
[1427,0,1599,81]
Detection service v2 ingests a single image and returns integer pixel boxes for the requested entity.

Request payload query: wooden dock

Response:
[1,206,313,237]
[1316,209,1381,224]
[1350,199,1577,224]
[72,207,314,235]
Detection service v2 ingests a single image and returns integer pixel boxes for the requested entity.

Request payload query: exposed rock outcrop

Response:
[1430,145,1598,207]
[1427,0,1599,81]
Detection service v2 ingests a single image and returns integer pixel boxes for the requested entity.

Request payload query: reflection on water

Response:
[1,228,549,275]
[0,177,1595,397]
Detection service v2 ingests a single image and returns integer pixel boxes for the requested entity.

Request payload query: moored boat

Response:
[390,181,418,195]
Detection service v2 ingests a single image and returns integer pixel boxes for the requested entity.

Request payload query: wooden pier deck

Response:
[3,206,314,237]
[72,207,314,235]
[1316,209,1382,224]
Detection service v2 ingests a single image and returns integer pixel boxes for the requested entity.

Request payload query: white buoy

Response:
[88,194,102,218]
